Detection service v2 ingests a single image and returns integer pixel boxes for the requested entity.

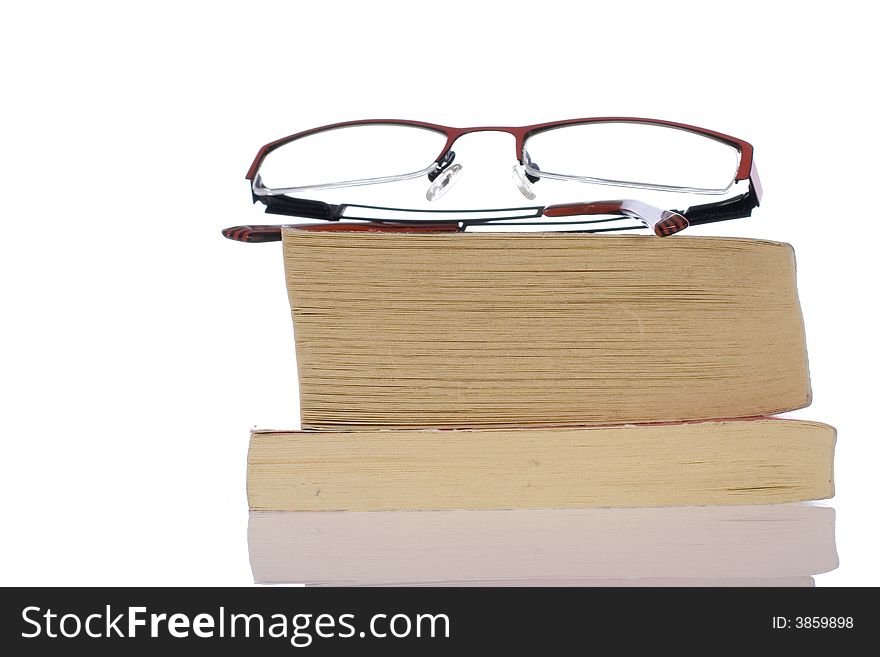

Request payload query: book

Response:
[248,504,837,586]
[282,229,811,429]
[247,418,835,511]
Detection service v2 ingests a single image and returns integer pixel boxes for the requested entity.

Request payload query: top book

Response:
[281,229,811,429]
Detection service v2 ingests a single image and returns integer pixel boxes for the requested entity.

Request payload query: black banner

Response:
[2,587,869,653]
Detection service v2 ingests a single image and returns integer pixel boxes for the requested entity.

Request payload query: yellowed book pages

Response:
[282,230,811,429]
[248,419,835,511]
[248,504,836,585]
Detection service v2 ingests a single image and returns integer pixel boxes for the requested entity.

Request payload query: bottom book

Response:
[247,418,835,511]
[248,504,838,586]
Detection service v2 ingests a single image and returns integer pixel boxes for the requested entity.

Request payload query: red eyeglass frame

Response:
[225,117,761,242]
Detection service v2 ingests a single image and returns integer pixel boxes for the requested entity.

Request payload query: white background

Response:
[2,1,877,586]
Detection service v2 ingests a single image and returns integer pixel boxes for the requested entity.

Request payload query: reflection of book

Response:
[248,419,835,511]
[283,230,811,429]
[248,504,837,586]
[370,578,817,587]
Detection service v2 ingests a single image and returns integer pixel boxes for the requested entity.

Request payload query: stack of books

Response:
[245,228,836,584]
[247,227,837,586]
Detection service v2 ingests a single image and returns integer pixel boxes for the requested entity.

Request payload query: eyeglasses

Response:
[222,117,761,242]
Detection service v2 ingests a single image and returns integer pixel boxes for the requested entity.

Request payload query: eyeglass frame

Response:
[226,117,761,242]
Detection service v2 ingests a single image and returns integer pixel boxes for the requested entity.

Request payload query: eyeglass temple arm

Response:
[255,193,344,220]
[223,198,686,242]
[244,190,754,235]
[222,225,284,242]
[222,194,344,240]
[250,191,690,233]
[542,200,689,236]
[678,161,763,227]
[222,223,460,242]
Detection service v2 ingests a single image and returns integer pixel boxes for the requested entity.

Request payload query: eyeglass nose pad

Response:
[426,163,463,201]
[512,164,537,200]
